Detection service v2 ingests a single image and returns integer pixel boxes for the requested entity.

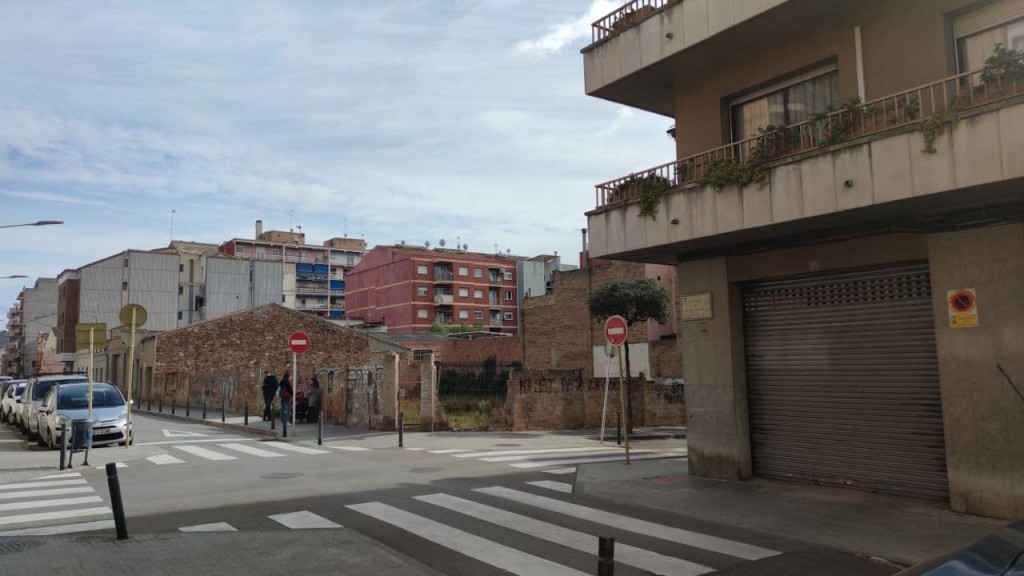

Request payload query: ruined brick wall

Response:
[391,337,523,365]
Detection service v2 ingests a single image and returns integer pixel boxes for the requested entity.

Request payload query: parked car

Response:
[1,379,17,408]
[38,382,133,449]
[894,519,1024,575]
[2,381,26,425]
[20,374,89,440]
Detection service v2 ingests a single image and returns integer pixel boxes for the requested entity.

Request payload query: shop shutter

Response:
[743,262,948,500]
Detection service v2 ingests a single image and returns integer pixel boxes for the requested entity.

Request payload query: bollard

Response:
[106,463,129,540]
[202,397,207,420]
[186,397,190,417]
[59,421,68,470]
[398,412,404,448]
[317,408,323,446]
[282,410,288,438]
[616,411,622,446]
[171,399,175,415]
[221,398,225,423]
[159,397,163,413]
[271,407,275,430]
[598,536,615,576]
[147,397,151,412]
[244,402,249,426]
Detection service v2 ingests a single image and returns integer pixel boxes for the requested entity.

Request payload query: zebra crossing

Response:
[140,440,336,466]
[0,472,114,536]
[175,480,778,576]
[420,445,688,474]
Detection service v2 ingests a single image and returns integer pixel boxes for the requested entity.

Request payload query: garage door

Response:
[743,262,948,500]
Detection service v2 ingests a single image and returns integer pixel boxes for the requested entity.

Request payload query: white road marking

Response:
[0,507,112,526]
[0,487,94,501]
[511,452,684,469]
[456,447,620,459]
[0,479,87,491]
[3,496,103,512]
[269,511,342,529]
[427,449,469,454]
[180,522,237,532]
[348,502,589,576]
[162,429,207,437]
[475,487,780,561]
[147,454,186,465]
[327,445,372,452]
[404,447,427,451]
[483,450,631,462]
[173,445,237,461]
[138,438,251,446]
[263,441,330,455]
[95,462,127,470]
[0,520,115,536]
[542,467,577,475]
[418,493,713,576]
[217,443,286,458]
[35,472,82,480]
[526,481,573,494]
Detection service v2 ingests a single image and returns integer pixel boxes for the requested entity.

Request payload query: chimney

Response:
[256,219,263,239]
[581,228,589,269]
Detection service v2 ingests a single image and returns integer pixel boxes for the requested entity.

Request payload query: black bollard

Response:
[106,463,129,540]
[616,411,622,446]
[282,409,288,438]
[59,421,68,470]
[270,407,275,430]
[598,536,615,576]
[221,398,225,423]
[398,412,404,448]
[244,402,249,426]
[186,397,190,418]
[202,397,207,420]
[159,397,163,413]
[171,399,176,415]
[317,408,323,445]
[147,397,151,412]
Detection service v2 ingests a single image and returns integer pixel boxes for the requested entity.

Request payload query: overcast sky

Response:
[0,1,672,331]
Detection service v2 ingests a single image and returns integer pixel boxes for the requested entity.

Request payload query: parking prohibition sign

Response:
[289,332,310,354]
[604,315,628,347]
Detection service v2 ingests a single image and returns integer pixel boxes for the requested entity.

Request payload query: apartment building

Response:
[5,279,59,377]
[4,304,21,375]
[345,245,520,334]
[218,220,366,320]
[582,0,1024,518]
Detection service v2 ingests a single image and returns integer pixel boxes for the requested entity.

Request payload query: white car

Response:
[2,381,26,425]
[21,374,89,440]
[38,382,133,449]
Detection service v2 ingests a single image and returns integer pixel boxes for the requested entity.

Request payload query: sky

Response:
[0,1,672,331]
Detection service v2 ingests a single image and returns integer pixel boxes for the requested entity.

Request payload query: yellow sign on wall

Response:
[947,289,978,328]
[75,323,107,350]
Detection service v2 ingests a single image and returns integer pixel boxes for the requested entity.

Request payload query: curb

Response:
[135,410,280,438]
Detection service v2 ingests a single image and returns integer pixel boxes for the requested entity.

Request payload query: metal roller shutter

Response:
[953,0,1024,38]
[743,262,948,500]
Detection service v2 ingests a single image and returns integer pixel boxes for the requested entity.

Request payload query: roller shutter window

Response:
[743,262,948,500]
[953,0,1024,73]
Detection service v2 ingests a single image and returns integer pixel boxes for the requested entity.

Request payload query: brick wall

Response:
[388,337,523,365]
[648,338,681,378]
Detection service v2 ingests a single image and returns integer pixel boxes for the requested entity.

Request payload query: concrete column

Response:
[381,353,399,430]
[419,354,438,430]
[677,257,752,481]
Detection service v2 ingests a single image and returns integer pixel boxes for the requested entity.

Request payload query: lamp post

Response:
[0,220,63,229]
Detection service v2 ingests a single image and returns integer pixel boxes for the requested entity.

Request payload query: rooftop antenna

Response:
[289,209,293,229]
[439,238,446,248]
[169,207,176,243]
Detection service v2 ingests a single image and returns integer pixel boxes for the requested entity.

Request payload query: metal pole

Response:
[601,345,612,443]
[598,536,615,576]
[292,351,297,427]
[618,351,630,464]
[88,328,94,421]
[59,421,68,470]
[105,463,129,540]
[398,412,404,448]
[125,310,136,449]
[616,411,622,446]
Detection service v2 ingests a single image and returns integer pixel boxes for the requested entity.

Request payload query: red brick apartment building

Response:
[346,245,520,334]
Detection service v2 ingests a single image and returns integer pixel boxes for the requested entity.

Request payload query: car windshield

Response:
[57,386,124,409]
[33,378,87,400]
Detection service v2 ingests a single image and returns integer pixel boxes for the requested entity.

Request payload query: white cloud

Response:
[514,0,621,58]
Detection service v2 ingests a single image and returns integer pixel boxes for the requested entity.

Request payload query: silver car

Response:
[22,374,89,440]
[38,382,133,449]
[2,381,26,425]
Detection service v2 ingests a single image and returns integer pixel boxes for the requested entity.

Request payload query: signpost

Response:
[288,332,309,431]
[75,323,107,421]
[603,316,630,463]
[120,304,147,448]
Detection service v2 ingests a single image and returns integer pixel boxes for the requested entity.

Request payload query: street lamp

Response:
[0,275,28,280]
[0,220,64,229]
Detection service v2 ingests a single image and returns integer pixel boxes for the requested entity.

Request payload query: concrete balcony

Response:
[434,294,454,305]
[587,69,1024,263]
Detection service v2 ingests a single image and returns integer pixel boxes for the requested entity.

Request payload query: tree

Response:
[588,277,671,433]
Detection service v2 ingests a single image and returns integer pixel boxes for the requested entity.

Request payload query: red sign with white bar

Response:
[604,315,628,347]
[289,331,310,354]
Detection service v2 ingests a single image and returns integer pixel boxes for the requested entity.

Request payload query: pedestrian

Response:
[261,372,278,422]
[306,375,322,423]
[279,371,293,427]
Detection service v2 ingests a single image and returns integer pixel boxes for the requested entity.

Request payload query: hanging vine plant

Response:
[637,175,670,219]
[918,103,960,154]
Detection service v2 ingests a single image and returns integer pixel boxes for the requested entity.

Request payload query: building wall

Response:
[205,258,284,320]
[56,274,80,356]
[22,278,58,375]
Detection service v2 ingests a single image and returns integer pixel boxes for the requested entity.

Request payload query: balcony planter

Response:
[611,5,655,32]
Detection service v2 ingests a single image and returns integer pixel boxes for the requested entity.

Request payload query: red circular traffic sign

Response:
[289,331,310,354]
[604,315,628,347]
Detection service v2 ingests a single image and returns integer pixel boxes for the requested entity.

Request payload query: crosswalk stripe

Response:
[482,450,633,463]
[543,467,577,475]
[526,481,573,494]
[2,496,103,512]
[417,493,713,576]
[147,454,186,465]
[0,479,87,491]
[327,445,372,452]
[456,447,620,459]
[180,522,237,532]
[510,452,683,469]
[269,511,342,529]
[475,487,779,561]
[0,507,112,527]
[405,447,427,451]
[96,462,127,470]
[263,441,330,455]
[218,443,287,458]
[173,445,238,461]
[348,502,589,576]
[427,449,469,454]
[0,487,94,501]
[0,520,115,537]
[35,472,82,480]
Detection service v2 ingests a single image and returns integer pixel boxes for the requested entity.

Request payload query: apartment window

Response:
[346,256,354,266]
[417,265,428,275]
[458,266,469,276]
[503,312,514,321]
[505,291,513,300]
[504,271,513,280]
[475,310,483,320]
[237,246,245,253]
[417,287,428,297]
[418,309,428,319]
[955,4,1024,73]
[122,282,128,291]
[730,66,839,141]
[474,269,482,278]
[458,287,469,297]
[473,289,483,299]
[179,264,184,272]
[178,286,184,295]
[459,310,469,319]
[273,248,280,256]
[177,311,183,320]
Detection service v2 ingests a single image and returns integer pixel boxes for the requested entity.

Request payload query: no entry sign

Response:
[289,331,310,354]
[604,315,628,347]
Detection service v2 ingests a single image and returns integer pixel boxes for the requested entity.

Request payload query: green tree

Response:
[588,277,671,433]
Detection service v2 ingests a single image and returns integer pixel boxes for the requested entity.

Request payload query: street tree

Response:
[588,277,671,433]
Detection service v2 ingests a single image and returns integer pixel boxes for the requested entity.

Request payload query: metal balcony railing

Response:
[434,270,454,282]
[595,57,1024,209]
[434,294,454,304]
[591,0,670,44]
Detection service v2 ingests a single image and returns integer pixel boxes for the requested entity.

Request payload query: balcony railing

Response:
[434,294,454,304]
[434,270,454,282]
[595,59,1024,209]
[591,0,670,44]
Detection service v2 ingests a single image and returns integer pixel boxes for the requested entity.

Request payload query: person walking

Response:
[261,372,279,421]
[306,375,322,423]
[278,371,293,427]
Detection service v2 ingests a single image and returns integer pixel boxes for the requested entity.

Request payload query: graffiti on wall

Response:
[346,365,384,426]
[516,370,585,394]
[652,378,685,405]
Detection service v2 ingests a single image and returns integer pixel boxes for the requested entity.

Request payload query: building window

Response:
[475,310,483,320]
[474,269,482,278]
[273,248,280,256]
[459,266,468,276]
[237,246,245,253]
[474,289,483,299]
[417,265,428,275]
[178,286,183,295]
[458,287,469,297]
[459,310,469,319]
[504,271,513,280]
[418,309,428,319]
[122,282,128,291]
[417,287,428,297]
[730,66,839,141]
[346,256,354,266]
[179,264,184,272]
[956,12,1024,73]
[505,291,513,300]
[177,311,183,320]
[503,312,514,321]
